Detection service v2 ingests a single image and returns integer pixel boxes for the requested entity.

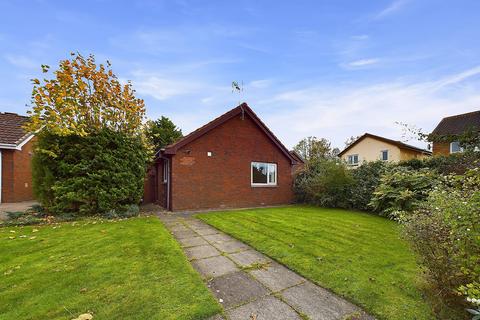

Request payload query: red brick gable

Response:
[164,103,299,164]
[169,109,296,211]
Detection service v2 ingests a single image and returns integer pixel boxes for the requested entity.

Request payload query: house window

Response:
[381,150,389,161]
[163,160,169,183]
[450,141,463,154]
[251,162,277,186]
[347,154,359,166]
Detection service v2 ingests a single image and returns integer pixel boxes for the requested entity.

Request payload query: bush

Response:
[294,159,353,208]
[400,168,480,310]
[369,166,438,216]
[399,152,480,175]
[32,129,148,216]
[349,161,389,211]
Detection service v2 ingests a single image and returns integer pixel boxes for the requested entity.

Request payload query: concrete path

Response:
[159,213,374,320]
[0,200,38,220]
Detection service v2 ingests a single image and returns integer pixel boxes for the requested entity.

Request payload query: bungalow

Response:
[0,112,35,203]
[338,133,431,167]
[430,110,480,155]
[143,103,303,211]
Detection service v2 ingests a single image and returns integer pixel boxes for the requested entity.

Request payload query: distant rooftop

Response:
[0,112,32,146]
[431,110,480,136]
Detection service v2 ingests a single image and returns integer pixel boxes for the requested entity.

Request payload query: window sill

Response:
[251,184,278,188]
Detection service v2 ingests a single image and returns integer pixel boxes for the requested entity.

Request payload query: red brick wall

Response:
[432,142,450,156]
[170,113,295,211]
[1,137,35,203]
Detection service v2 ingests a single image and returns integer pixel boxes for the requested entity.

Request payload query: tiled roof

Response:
[162,103,299,164]
[0,112,32,146]
[431,110,480,136]
[338,133,431,156]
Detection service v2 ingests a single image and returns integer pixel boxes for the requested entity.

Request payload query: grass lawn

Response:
[0,217,221,320]
[197,205,434,320]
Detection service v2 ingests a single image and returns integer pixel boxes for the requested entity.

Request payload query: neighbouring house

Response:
[430,110,480,155]
[143,103,304,211]
[0,112,35,203]
[338,133,431,167]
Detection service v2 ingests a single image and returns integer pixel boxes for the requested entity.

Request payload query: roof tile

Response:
[0,112,31,145]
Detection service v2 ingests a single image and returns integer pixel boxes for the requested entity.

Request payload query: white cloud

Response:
[132,73,200,100]
[344,58,379,68]
[249,79,273,89]
[258,67,480,149]
[4,54,38,69]
[374,0,409,19]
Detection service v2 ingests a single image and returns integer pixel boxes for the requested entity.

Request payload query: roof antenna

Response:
[232,80,245,119]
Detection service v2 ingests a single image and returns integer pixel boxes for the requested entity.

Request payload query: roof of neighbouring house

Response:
[162,103,300,164]
[0,112,33,148]
[431,110,480,136]
[289,150,305,163]
[337,133,432,156]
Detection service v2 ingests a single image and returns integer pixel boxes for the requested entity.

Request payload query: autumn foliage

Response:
[26,53,145,136]
[27,53,149,216]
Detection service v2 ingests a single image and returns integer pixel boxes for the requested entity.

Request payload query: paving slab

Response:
[281,281,359,320]
[227,295,301,320]
[212,240,249,253]
[228,250,271,267]
[192,255,239,278]
[195,227,220,236]
[170,225,189,232]
[177,236,208,248]
[249,262,305,292]
[203,233,235,244]
[185,245,220,260]
[208,271,269,309]
[172,229,198,239]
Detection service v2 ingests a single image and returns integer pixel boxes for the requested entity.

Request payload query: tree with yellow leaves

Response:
[26,52,145,137]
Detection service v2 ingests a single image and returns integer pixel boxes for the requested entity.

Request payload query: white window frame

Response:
[347,154,359,166]
[162,159,169,183]
[251,162,277,186]
[450,141,463,154]
[381,150,389,161]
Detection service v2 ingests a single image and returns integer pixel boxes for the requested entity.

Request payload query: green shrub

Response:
[349,161,389,211]
[399,152,480,175]
[294,159,353,208]
[32,129,148,216]
[400,168,480,311]
[369,166,438,216]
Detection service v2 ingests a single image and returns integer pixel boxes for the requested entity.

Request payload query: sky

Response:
[1,0,480,150]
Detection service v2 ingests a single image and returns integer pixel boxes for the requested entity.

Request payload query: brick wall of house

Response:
[170,113,295,211]
[432,142,450,156]
[1,138,35,203]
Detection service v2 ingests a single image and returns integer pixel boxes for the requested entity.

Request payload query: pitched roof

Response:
[0,112,33,147]
[163,103,299,164]
[289,150,305,164]
[431,110,480,136]
[338,133,431,156]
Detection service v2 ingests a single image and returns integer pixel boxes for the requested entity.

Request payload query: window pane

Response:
[354,155,358,163]
[252,163,268,184]
[451,141,461,153]
[382,151,388,161]
[268,164,276,184]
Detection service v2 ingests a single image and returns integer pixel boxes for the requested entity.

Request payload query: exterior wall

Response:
[340,137,402,165]
[170,114,295,211]
[432,142,450,156]
[1,138,35,203]
[399,148,430,161]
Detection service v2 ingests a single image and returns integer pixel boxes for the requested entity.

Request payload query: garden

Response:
[295,149,480,319]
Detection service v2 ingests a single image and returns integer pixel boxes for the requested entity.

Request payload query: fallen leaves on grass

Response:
[71,313,93,320]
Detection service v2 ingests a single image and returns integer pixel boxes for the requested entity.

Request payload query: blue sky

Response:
[1,0,480,149]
